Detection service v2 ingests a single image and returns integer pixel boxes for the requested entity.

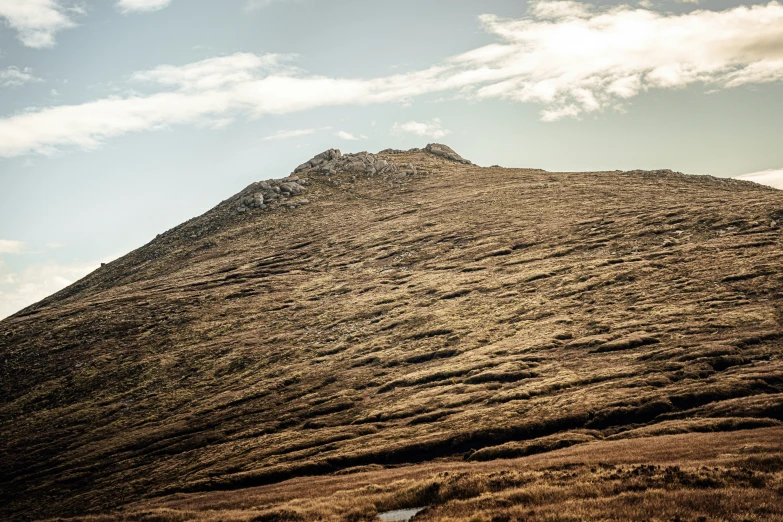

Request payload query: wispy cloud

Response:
[0,239,117,318]
[0,66,43,88]
[0,239,26,254]
[263,126,331,140]
[0,0,76,48]
[1,1,783,156]
[736,168,783,189]
[0,52,440,157]
[461,1,783,120]
[116,0,172,13]
[244,0,297,11]
[334,130,366,141]
[263,128,316,140]
[0,257,109,319]
[392,118,450,139]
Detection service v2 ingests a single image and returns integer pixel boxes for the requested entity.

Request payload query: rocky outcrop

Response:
[425,143,472,164]
[294,148,343,173]
[295,150,399,178]
[229,175,307,214]
[225,143,471,217]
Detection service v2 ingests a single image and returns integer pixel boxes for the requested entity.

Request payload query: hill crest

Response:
[1,145,782,521]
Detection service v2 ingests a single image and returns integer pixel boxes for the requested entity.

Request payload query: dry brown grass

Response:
[1,148,782,520]
[48,427,783,521]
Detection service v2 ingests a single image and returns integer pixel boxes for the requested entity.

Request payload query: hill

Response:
[2,144,783,521]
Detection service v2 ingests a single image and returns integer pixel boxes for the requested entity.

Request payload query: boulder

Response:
[295,149,343,173]
[292,149,401,178]
[425,143,472,165]
[279,182,304,195]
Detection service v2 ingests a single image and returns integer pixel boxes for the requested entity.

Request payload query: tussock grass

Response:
[48,428,783,521]
[3,150,783,520]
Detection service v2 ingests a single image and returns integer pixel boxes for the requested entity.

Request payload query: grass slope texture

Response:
[2,144,783,522]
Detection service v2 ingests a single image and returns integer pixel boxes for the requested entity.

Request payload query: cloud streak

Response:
[0,239,119,318]
[1,1,782,156]
[0,66,43,88]
[0,257,106,319]
[736,168,783,189]
[334,130,366,141]
[262,126,334,140]
[117,0,173,14]
[462,1,783,120]
[392,118,450,139]
[0,53,446,157]
[0,239,26,254]
[0,0,75,48]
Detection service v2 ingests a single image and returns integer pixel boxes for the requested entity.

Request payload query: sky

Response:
[0,0,782,319]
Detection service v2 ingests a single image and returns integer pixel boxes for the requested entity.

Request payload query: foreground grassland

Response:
[78,428,783,521]
[1,148,782,521]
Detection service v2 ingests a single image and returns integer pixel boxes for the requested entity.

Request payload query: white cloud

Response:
[532,0,590,19]
[263,128,317,140]
[0,271,15,285]
[0,53,445,157]
[334,130,366,141]
[244,0,295,11]
[117,0,172,13]
[392,118,450,139]
[0,66,43,88]
[0,257,106,319]
[0,240,26,254]
[736,168,783,189]
[132,53,289,91]
[0,0,75,48]
[2,2,783,155]
[265,127,365,141]
[459,1,783,119]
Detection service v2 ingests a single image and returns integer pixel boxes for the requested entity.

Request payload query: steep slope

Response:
[1,145,782,521]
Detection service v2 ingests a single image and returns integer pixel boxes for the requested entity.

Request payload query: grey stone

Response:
[296,149,342,173]
[280,182,303,195]
[288,148,405,180]
[425,143,472,164]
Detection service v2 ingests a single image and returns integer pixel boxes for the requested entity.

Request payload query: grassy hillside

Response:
[2,146,782,521]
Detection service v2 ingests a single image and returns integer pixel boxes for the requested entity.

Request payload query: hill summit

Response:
[2,145,783,521]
